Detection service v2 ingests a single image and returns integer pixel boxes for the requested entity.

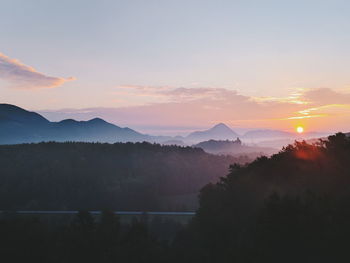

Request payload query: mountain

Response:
[186,123,239,143]
[50,118,149,142]
[0,104,49,125]
[0,104,150,144]
[0,104,51,144]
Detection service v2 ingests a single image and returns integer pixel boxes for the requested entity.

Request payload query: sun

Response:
[296,126,304,134]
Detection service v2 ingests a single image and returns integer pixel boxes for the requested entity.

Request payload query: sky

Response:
[1,0,350,135]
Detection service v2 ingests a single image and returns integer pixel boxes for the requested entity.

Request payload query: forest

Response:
[1,133,350,262]
[174,132,350,262]
[0,142,248,211]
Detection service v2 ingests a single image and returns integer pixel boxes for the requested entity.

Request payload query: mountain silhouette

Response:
[0,104,49,125]
[1,104,333,146]
[186,123,239,143]
[0,104,150,144]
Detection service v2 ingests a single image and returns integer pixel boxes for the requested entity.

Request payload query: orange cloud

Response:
[0,53,75,89]
[301,88,350,105]
[40,87,350,133]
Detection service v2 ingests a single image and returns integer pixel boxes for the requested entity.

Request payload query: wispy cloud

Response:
[301,88,350,105]
[0,52,75,89]
[42,86,305,127]
[290,89,350,120]
[287,114,327,120]
[39,86,350,133]
[116,85,257,104]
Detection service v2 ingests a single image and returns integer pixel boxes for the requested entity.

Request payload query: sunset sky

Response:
[1,0,350,135]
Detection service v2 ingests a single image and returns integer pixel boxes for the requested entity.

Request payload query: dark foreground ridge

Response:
[1,133,350,263]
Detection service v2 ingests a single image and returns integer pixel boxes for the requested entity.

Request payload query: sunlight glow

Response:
[296,126,304,134]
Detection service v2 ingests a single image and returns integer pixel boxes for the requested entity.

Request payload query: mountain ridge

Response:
[0,104,336,146]
[186,123,239,143]
[0,104,150,144]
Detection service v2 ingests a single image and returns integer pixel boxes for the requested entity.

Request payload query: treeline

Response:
[173,133,350,262]
[0,142,249,211]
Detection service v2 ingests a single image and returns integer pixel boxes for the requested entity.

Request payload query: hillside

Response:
[197,133,350,213]
[0,142,250,211]
[174,133,350,262]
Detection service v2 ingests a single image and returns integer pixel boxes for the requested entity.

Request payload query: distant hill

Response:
[186,123,239,143]
[193,139,277,157]
[0,105,245,145]
[49,118,148,143]
[0,104,151,144]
